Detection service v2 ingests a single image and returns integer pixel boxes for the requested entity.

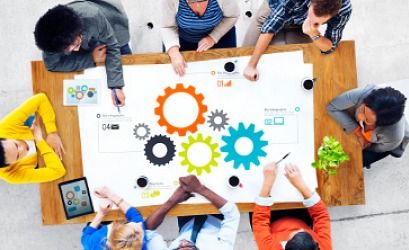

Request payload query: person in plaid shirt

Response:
[243,0,352,81]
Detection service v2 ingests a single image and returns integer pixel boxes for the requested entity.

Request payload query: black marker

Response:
[276,152,291,164]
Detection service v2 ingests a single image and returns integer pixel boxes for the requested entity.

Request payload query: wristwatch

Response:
[311,34,322,41]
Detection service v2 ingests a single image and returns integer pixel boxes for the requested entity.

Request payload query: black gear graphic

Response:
[144,135,176,166]
[133,123,151,140]
[207,109,229,131]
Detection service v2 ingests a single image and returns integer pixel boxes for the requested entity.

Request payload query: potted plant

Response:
[312,136,349,175]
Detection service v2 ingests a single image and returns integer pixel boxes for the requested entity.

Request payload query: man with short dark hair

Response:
[144,175,240,250]
[327,85,408,169]
[243,0,352,81]
[34,0,131,106]
[252,162,331,250]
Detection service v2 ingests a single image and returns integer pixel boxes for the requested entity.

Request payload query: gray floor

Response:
[0,0,408,249]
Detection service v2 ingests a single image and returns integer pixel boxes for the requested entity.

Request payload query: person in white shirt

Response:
[144,175,240,250]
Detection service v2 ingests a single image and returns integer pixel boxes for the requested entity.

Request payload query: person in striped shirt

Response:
[243,0,352,81]
[160,0,240,76]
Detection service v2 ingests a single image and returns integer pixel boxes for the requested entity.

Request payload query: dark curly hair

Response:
[34,5,83,52]
[311,0,342,17]
[363,87,407,127]
[0,138,8,168]
[285,232,320,250]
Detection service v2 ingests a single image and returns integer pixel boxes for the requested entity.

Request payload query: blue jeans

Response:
[120,44,132,55]
[179,26,237,51]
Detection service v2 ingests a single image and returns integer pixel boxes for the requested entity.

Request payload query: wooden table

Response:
[32,41,364,225]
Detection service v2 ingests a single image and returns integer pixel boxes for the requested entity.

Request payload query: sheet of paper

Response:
[76,51,316,206]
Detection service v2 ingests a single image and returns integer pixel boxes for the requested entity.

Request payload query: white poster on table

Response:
[75,51,316,207]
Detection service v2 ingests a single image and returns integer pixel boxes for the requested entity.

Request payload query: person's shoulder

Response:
[339,0,352,15]
[66,1,100,19]
[377,117,407,139]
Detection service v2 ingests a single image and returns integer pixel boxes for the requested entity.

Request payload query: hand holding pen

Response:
[111,88,125,112]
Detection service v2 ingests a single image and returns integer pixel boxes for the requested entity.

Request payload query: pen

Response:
[113,89,121,113]
[276,152,291,164]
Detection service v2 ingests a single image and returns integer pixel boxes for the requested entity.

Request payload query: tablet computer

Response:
[58,177,94,220]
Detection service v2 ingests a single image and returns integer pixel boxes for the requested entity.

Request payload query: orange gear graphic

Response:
[155,83,207,136]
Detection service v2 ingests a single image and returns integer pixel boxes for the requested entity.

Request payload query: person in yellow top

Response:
[0,93,66,184]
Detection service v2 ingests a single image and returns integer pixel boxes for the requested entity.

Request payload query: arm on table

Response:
[145,186,192,230]
[284,164,332,250]
[326,86,375,134]
[95,9,124,89]
[81,199,113,247]
[252,163,281,250]
[178,175,239,247]
[0,93,57,134]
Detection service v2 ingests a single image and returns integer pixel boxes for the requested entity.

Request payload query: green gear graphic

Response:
[179,133,220,175]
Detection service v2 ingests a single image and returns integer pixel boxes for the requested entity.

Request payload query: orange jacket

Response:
[252,200,332,250]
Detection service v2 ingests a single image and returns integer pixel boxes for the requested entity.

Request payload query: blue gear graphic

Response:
[220,123,268,170]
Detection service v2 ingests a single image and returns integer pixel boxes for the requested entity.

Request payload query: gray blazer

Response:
[327,85,409,156]
[42,0,130,89]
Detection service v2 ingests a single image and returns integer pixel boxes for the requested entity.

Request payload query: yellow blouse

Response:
[0,93,66,184]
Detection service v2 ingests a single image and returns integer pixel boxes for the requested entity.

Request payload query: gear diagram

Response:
[220,123,268,170]
[179,133,220,175]
[154,83,208,136]
[144,135,176,166]
[207,109,229,131]
[133,123,151,140]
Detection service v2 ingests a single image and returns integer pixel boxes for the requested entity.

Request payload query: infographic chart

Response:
[76,51,316,207]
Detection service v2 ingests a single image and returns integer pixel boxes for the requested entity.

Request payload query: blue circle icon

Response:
[295,107,301,112]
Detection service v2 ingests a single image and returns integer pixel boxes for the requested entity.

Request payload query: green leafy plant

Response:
[312,136,349,175]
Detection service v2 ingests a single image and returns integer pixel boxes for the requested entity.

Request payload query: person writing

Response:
[34,0,131,107]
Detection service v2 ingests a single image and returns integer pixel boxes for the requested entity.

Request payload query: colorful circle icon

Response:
[73,198,80,205]
[81,85,89,92]
[68,87,75,94]
[65,191,75,200]
[295,107,301,112]
[76,91,84,100]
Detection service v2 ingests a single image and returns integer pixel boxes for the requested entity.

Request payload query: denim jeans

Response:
[120,43,132,55]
